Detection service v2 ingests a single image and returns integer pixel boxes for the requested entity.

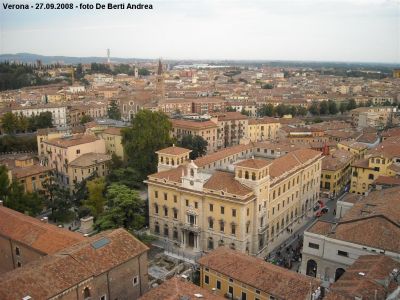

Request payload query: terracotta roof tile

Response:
[204,171,253,198]
[139,276,225,300]
[235,158,271,169]
[44,134,99,148]
[156,145,192,156]
[0,206,84,255]
[197,247,320,300]
[69,152,111,167]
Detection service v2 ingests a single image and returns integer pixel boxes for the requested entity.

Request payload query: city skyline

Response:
[1,0,399,63]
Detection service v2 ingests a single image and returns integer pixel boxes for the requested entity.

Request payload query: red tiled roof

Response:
[139,276,225,300]
[204,171,253,198]
[197,247,320,300]
[156,145,191,155]
[0,206,84,255]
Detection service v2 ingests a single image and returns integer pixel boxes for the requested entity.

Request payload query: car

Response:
[316,207,329,217]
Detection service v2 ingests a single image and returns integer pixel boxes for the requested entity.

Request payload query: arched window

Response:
[171,159,175,166]
[245,171,249,179]
[252,172,256,180]
[83,287,91,299]
[164,224,169,237]
[154,222,160,234]
[166,157,169,165]
[238,170,242,178]
[160,156,164,163]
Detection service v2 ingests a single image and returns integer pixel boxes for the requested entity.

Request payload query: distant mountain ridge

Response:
[0,53,148,64]
[0,53,399,69]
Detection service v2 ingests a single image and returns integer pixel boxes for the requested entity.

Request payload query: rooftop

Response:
[197,247,320,300]
[0,206,84,255]
[43,134,99,148]
[156,145,192,156]
[0,229,148,300]
[139,276,225,300]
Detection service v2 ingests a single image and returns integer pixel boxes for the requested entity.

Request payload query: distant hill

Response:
[0,53,398,70]
[0,53,148,64]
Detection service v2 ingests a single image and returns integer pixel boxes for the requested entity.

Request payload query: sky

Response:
[0,0,399,63]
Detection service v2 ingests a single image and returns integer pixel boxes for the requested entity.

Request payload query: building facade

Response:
[146,144,322,257]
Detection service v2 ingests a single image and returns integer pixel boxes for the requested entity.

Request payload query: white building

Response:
[12,105,68,127]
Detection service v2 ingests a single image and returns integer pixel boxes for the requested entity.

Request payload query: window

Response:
[209,203,213,212]
[100,296,106,300]
[241,292,247,300]
[204,275,209,284]
[164,193,168,200]
[247,208,249,216]
[15,247,20,256]
[338,250,349,257]
[216,280,221,289]
[232,209,236,217]
[155,191,158,198]
[368,174,374,180]
[209,218,214,229]
[173,195,177,203]
[17,261,22,267]
[76,149,81,154]
[164,207,168,217]
[231,224,236,235]
[155,204,159,214]
[221,206,225,214]
[173,209,178,219]
[83,287,91,299]
[309,242,320,249]
[195,202,198,209]
[186,199,189,206]
[220,221,225,232]
[133,276,139,286]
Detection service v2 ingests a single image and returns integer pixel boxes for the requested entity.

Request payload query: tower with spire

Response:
[156,59,165,100]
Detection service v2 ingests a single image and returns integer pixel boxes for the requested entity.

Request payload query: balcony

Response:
[182,222,201,233]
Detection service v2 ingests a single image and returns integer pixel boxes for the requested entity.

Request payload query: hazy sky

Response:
[0,0,399,62]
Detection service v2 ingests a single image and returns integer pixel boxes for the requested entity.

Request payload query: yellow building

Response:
[198,247,321,300]
[320,150,354,198]
[246,117,281,142]
[37,128,65,157]
[100,127,125,160]
[171,119,219,153]
[350,137,400,194]
[9,156,54,194]
[68,153,111,186]
[146,144,322,257]
[43,134,106,188]
[337,140,367,160]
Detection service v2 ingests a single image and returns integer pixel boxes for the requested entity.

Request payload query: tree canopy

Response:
[95,183,145,231]
[122,110,172,180]
[83,177,106,217]
[107,100,121,120]
[177,135,208,160]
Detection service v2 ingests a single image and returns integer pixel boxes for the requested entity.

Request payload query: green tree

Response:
[0,165,9,200]
[4,182,44,216]
[95,183,145,231]
[347,99,357,110]
[17,115,29,133]
[309,102,320,115]
[177,135,208,160]
[276,104,289,117]
[107,100,121,120]
[319,101,329,115]
[339,102,348,113]
[241,108,250,116]
[1,112,19,134]
[83,177,106,217]
[226,106,236,112]
[262,83,274,89]
[328,100,338,115]
[122,110,172,180]
[258,104,275,117]
[35,112,53,129]
[80,115,93,124]
[297,106,308,116]
[42,176,73,222]
[138,68,150,76]
[107,167,144,189]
